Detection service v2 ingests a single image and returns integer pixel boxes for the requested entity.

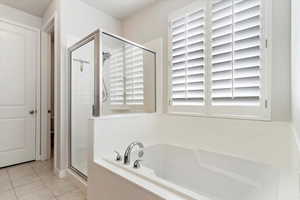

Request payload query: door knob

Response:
[29,110,37,115]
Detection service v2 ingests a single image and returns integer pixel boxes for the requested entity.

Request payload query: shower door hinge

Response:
[265,39,268,48]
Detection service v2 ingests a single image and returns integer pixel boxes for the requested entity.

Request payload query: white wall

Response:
[57,0,122,171]
[291,0,300,141]
[122,0,291,122]
[0,3,41,28]
[271,0,291,121]
[60,0,121,41]
[42,0,57,26]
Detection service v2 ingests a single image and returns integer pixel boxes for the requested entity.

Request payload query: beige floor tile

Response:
[0,169,13,192]
[40,173,64,184]
[14,180,45,197]
[8,165,34,179]
[0,168,8,178]
[56,190,87,200]
[8,164,40,187]
[33,166,54,178]
[0,190,17,200]
[31,160,54,175]
[10,172,40,187]
[43,176,79,197]
[7,163,33,176]
[31,160,53,169]
[0,177,13,192]
[17,188,55,200]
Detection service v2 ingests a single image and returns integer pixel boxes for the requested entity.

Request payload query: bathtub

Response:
[96,144,279,200]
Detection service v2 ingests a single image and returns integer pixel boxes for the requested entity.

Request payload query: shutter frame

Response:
[167,0,270,120]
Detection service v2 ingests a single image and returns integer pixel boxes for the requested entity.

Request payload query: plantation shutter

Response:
[170,8,206,106]
[211,0,262,106]
[109,48,124,105]
[125,45,144,105]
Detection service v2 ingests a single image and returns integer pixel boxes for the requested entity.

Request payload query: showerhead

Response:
[103,52,111,62]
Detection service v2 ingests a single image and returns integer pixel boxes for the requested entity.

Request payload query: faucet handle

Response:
[114,151,122,161]
[133,159,143,169]
[138,149,144,158]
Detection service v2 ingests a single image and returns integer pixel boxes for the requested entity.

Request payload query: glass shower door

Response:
[68,31,100,179]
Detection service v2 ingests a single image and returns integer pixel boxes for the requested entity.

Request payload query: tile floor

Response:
[0,160,87,200]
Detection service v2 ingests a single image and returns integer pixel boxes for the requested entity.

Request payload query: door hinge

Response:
[265,100,268,108]
[265,39,268,48]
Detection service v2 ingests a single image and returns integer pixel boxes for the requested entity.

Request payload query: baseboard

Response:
[54,167,67,178]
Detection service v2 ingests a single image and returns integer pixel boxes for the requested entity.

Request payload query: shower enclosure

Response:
[68,30,156,179]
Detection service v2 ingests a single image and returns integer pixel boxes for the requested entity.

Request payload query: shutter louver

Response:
[109,48,124,105]
[125,45,144,105]
[171,8,206,106]
[211,0,262,106]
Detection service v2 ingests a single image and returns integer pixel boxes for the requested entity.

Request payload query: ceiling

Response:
[0,0,52,17]
[80,0,160,19]
[0,0,159,19]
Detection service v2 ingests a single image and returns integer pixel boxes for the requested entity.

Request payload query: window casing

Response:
[168,0,270,120]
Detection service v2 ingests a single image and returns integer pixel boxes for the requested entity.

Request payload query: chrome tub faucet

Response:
[124,142,144,165]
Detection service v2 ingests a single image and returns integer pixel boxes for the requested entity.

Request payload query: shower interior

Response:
[68,31,156,179]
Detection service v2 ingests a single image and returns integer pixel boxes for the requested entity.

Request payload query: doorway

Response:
[48,29,55,159]
[41,17,58,174]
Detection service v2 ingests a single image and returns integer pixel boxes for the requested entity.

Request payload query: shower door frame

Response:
[68,30,100,180]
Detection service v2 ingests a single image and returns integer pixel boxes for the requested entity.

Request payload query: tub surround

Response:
[88,114,299,200]
[91,114,295,168]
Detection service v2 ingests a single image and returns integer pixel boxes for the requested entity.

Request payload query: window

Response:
[168,0,270,120]
[109,46,144,106]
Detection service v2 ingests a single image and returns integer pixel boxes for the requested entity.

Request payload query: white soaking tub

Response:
[97,144,279,200]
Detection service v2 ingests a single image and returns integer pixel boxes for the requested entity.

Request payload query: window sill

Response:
[166,111,272,122]
[109,106,131,111]
[109,105,145,111]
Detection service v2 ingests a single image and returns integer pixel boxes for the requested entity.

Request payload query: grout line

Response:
[6,169,19,200]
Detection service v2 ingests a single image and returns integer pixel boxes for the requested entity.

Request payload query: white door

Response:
[0,21,38,167]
